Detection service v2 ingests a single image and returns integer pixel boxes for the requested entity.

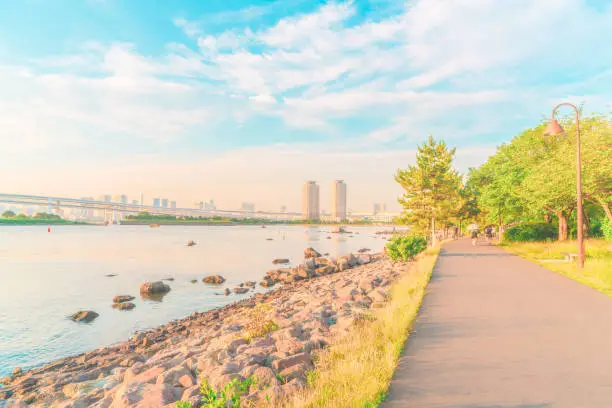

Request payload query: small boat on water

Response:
[149,224,160,228]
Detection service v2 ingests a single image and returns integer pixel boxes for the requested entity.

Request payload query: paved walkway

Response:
[383,239,612,408]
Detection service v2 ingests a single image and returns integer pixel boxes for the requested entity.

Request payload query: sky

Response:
[0,0,611,213]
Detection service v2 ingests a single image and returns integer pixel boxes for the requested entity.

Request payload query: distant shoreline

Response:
[0,219,86,226]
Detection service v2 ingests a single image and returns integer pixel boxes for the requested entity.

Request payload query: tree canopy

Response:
[468,115,611,240]
[395,136,461,235]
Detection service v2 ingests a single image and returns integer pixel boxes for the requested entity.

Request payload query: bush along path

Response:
[1,249,416,407]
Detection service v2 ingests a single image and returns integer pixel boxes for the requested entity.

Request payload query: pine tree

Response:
[395,136,461,237]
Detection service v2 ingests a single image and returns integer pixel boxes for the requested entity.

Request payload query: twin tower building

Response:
[302,180,347,221]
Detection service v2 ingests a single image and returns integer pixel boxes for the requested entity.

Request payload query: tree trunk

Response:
[558,213,568,241]
[595,196,612,223]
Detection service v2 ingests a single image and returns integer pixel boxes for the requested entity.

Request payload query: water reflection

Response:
[0,225,386,375]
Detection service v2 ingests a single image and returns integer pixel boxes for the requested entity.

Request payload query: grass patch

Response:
[502,239,612,295]
[243,303,279,342]
[287,247,439,408]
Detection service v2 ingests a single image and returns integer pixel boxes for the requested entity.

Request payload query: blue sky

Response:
[1,0,611,212]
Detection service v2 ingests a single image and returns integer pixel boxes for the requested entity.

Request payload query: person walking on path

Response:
[382,238,612,407]
[470,229,478,246]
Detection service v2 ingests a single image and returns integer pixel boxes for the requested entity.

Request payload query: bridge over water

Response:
[0,193,303,223]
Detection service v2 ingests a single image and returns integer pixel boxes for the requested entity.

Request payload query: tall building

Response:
[373,203,387,214]
[170,201,177,209]
[153,198,161,208]
[331,180,347,221]
[302,181,320,220]
[161,198,169,208]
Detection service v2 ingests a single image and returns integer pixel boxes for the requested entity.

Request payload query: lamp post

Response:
[543,103,585,268]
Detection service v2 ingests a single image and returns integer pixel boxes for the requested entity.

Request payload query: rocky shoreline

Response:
[1,249,402,408]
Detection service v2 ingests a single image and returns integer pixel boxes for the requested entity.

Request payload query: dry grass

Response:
[502,239,612,295]
[243,303,279,342]
[286,247,439,408]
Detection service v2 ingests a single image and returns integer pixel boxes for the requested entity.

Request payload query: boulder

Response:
[244,281,256,287]
[271,352,311,372]
[357,248,371,253]
[112,302,135,311]
[294,265,313,280]
[234,287,249,294]
[224,288,231,296]
[139,281,171,295]
[71,311,99,323]
[202,275,226,284]
[272,258,290,264]
[304,247,321,259]
[112,295,135,303]
[12,367,22,377]
[315,265,336,276]
[190,279,197,284]
[357,254,372,265]
[260,277,276,287]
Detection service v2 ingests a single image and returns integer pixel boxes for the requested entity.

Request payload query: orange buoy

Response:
[48,225,51,233]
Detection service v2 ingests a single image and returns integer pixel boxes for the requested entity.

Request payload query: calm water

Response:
[0,225,387,376]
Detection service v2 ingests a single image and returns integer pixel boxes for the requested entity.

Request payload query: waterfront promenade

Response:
[384,239,612,408]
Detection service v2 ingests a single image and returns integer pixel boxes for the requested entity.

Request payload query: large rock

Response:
[139,281,171,295]
[113,295,135,303]
[271,352,311,372]
[304,247,321,259]
[234,287,249,294]
[202,275,226,284]
[112,302,135,311]
[315,265,336,276]
[260,277,276,287]
[272,258,290,264]
[71,311,99,323]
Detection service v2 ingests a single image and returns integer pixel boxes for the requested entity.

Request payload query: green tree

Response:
[395,136,461,237]
[468,114,612,241]
[2,210,16,218]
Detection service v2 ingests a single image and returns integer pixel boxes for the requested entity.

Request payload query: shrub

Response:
[386,234,427,261]
[243,303,278,342]
[200,377,256,408]
[503,223,558,242]
[603,217,612,241]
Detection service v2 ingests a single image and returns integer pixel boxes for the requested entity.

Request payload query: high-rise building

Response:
[241,202,255,212]
[302,181,320,220]
[161,198,169,208]
[331,180,347,221]
[373,203,387,214]
[153,198,161,208]
[170,201,176,209]
[120,195,128,204]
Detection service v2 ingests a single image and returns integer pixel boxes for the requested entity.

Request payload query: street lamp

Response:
[543,103,585,268]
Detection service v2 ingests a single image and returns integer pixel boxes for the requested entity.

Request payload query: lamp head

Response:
[544,118,565,136]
